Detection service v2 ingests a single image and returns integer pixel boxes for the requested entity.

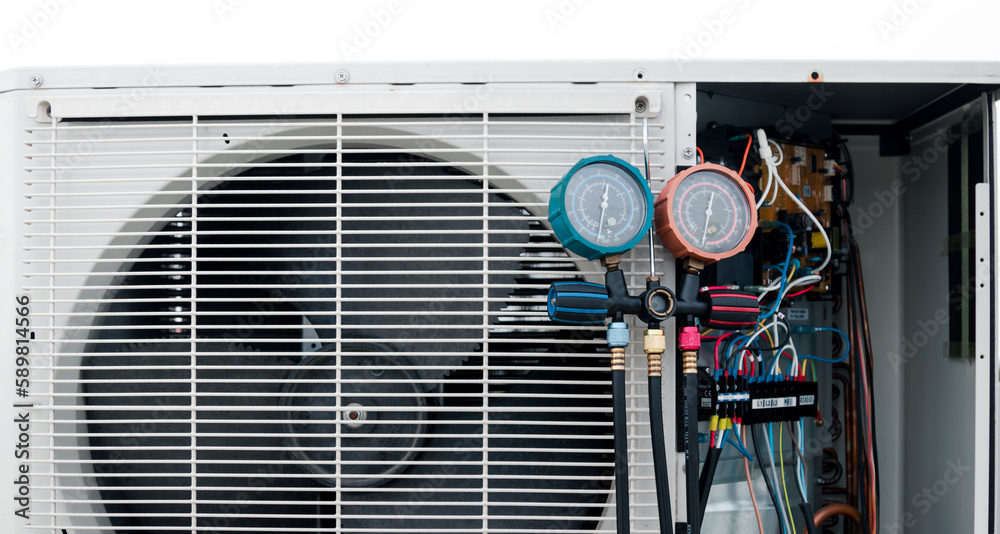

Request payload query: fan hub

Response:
[282,348,428,487]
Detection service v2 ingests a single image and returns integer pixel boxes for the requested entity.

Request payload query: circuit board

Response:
[755,142,836,292]
[756,142,833,228]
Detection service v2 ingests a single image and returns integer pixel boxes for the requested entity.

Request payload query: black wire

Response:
[698,447,722,523]
[722,316,792,371]
[648,375,673,534]
[685,373,701,534]
[612,368,630,534]
[751,425,786,534]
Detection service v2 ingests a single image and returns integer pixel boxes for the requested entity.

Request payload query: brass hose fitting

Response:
[682,350,699,375]
[610,347,626,371]
[644,328,665,377]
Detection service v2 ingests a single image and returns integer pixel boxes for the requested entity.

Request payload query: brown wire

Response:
[742,426,764,534]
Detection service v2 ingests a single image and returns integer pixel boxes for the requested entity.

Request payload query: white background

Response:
[0,0,998,70]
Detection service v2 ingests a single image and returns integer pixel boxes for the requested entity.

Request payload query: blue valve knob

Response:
[547,282,609,324]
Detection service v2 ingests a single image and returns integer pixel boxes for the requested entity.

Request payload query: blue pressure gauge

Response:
[548,155,654,260]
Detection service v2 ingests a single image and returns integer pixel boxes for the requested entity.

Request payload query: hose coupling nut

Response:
[678,326,701,351]
[606,322,630,348]
[643,329,665,354]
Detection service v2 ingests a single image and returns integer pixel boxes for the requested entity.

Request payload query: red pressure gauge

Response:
[653,163,757,265]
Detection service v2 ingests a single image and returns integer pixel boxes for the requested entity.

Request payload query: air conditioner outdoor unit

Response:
[5,61,997,534]
[4,76,690,533]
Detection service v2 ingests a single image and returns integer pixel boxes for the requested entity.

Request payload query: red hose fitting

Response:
[679,326,701,351]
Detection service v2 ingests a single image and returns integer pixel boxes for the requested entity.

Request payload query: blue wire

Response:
[797,326,851,364]
[726,428,754,461]
[759,222,794,321]
[725,437,754,461]
[797,418,808,503]
[725,335,748,372]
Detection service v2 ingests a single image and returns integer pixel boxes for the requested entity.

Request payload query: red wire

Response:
[737,134,753,176]
[784,285,815,299]
[696,147,704,164]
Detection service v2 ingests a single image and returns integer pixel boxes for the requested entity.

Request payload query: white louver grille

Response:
[18,88,674,533]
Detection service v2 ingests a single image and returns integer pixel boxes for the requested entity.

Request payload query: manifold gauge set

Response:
[546,139,761,534]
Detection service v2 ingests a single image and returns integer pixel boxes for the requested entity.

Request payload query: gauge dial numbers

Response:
[654,163,757,264]
[548,156,654,260]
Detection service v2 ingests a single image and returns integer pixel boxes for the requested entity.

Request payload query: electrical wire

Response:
[765,423,792,533]
[779,422,797,534]
[752,426,787,534]
[737,133,753,176]
[756,129,831,272]
[768,139,785,165]
[696,146,704,164]
[742,426,765,534]
[784,285,815,299]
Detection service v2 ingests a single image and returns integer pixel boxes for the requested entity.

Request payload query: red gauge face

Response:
[654,163,757,265]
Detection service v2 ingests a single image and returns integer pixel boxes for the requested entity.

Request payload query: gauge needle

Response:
[597,184,610,239]
[700,192,715,245]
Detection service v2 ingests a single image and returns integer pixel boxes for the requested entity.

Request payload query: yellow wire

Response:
[780,422,796,534]
[701,328,716,336]
[755,319,775,347]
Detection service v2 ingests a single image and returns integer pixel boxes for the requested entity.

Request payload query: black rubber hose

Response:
[751,425,786,534]
[648,375,673,534]
[613,368,630,533]
[685,372,701,534]
[698,446,722,522]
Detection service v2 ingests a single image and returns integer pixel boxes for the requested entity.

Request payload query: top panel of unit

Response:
[1,59,999,95]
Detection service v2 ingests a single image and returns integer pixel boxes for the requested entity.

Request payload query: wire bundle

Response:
[694,130,874,533]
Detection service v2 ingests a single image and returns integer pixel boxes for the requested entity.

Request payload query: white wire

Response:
[797,418,808,503]
[771,170,832,273]
[779,274,822,299]
[768,139,784,166]
[757,164,773,209]
[767,165,779,205]
[757,272,820,302]
[741,315,787,368]
[754,131,830,273]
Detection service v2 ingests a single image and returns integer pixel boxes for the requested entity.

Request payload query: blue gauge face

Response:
[549,156,653,260]
[565,162,648,248]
